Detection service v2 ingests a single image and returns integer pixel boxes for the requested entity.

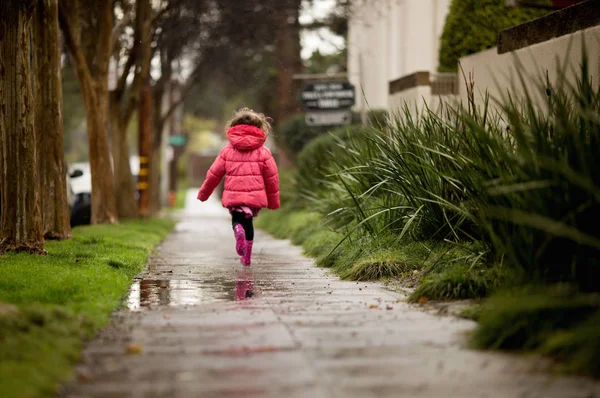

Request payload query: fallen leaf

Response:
[76,370,91,382]
[125,344,143,355]
[160,284,168,289]
[386,305,393,310]
[369,304,379,309]
[418,296,429,304]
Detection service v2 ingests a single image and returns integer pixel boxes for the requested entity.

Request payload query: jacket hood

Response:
[227,124,267,151]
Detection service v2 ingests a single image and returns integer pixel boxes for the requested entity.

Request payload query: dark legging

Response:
[232,212,254,241]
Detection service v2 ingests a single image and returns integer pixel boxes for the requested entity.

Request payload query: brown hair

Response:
[225,107,272,135]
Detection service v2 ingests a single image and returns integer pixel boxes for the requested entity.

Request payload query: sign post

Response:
[300,81,356,127]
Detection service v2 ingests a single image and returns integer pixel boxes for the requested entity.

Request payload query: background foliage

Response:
[438,0,549,72]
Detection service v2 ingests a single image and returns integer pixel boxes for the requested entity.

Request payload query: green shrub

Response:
[409,265,512,302]
[473,286,600,376]
[314,55,600,293]
[268,55,600,297]
[473,59,600,291]
[541,310,600,377]
[278,114,331,155]
[366,109,389,128]
[258,54,600,378]
[295,124,374,207]
[277,169,297,208]
[303,229,342,266]
[438,0,549,72]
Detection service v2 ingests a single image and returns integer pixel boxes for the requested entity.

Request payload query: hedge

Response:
[438,0,549,72]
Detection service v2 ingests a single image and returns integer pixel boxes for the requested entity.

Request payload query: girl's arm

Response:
[263,150,280,210]
[197,152,226,201]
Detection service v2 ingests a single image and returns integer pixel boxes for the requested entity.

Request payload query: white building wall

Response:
[348,0,452,111]
[459,25,600,112]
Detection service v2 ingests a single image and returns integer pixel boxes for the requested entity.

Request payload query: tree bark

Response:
[79,68,118,224]
[0,0,46,254]
[149,131,162,215]
[274,0,303,124]
[34,0,72,240]
[59,0,118,224]
[136,0,155,216]
[109,98,137,218]
[108,0,151,219]
[138,84,153,217]
[273,0,303,168]
[149,79,165,216]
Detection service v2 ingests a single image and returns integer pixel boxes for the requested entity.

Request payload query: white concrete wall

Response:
[348,0,452,111]
[389,86,430,112]
[459,25,600,112]
[389,87,458,120]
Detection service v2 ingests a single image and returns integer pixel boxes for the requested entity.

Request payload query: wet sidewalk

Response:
[62,191,600,398]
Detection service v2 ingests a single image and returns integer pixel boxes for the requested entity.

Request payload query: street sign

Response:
[301,81,355,110]
[306,110,352,127]
[168,135,186,147]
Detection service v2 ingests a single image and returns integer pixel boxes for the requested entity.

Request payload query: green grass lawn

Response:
[0,219,175,398]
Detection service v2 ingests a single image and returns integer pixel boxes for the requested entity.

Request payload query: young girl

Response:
[197,108,280,266]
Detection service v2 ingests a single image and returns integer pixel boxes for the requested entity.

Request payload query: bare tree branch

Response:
[116,46,136,94]
[158,68,201,131]
[110,14,132,53]
[58,1,93,85]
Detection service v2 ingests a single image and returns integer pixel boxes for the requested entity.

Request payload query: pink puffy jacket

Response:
[197,124,280,210]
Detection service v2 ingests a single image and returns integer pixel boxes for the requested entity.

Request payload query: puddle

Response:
[127,269,258,310]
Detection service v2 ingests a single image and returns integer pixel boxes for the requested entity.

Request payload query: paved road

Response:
[62,191,600,398]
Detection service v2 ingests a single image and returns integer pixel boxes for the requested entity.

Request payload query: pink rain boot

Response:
[241,240,253,266]
[234,224,246,256]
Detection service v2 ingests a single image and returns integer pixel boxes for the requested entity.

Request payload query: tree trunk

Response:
[138,84,153,217]
[136,0,156,216]
[0,1,45,254]
[34,0,72,240]
[109,99,137,218]
[59,0,118,225]
[150,124,162,215]
[77,73,118,224]
[148,85,165,216]
[274,0,303,124]
[274,0,303,168]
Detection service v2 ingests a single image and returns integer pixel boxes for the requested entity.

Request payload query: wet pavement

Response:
[62,191,600,398]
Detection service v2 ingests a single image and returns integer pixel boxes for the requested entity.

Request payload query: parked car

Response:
[68,163,92,227]
[67,157,140,226]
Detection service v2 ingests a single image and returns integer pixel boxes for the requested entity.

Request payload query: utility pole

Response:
[138,82,152,217]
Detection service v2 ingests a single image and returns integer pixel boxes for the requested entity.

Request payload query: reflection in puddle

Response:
[235,269,254,301]
[127,269,257,310]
